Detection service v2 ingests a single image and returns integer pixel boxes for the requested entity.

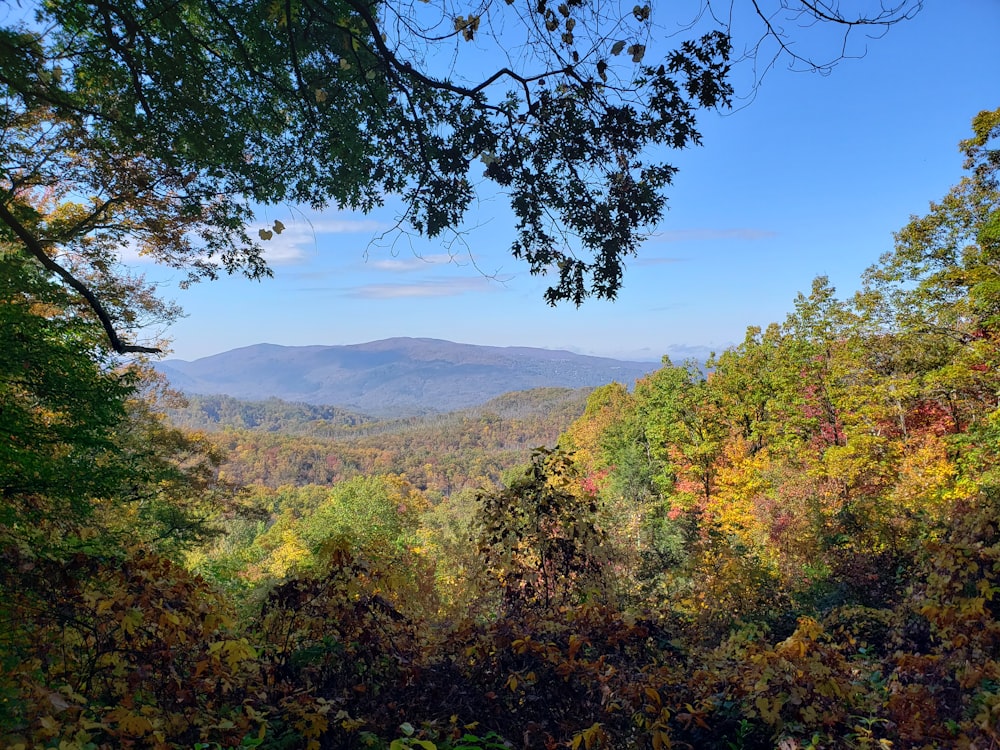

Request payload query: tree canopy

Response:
[0,0,919,351]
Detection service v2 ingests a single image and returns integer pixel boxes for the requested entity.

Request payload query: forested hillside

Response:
[4,109,999,750]
[166,388,591,492]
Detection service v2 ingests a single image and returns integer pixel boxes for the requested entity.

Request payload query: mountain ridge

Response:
[154,337,659,417]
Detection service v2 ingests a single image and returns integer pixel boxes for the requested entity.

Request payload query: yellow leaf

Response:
[39,715,60,735]
[755,695,769,717]
[116,711,154,736]
[120,608,142,636]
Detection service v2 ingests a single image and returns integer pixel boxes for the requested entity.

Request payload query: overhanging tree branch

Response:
[0,201,160,354]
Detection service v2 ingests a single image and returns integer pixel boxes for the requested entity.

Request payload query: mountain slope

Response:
[155,338,657,416]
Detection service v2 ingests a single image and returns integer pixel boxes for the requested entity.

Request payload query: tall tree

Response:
[476,448,611,612]
[0,252,133,521]
[859,107,1000,435]
[0,252,239,551]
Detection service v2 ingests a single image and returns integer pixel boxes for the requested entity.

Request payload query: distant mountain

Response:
[154,338,658,417]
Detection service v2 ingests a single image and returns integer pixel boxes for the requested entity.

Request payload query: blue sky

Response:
[147,1,1000,363]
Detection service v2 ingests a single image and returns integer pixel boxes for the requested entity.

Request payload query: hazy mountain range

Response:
[154,337,661,417]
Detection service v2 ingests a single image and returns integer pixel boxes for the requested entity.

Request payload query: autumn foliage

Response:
[3,109,1000,749]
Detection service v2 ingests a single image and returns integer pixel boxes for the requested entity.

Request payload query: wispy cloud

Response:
[260,217,387,265]
[116,215,387,267]
[310,218,386,234]
[652,228,777,242]
[345,276,495,299]
[367,254,461,272]
[115,239,146,265]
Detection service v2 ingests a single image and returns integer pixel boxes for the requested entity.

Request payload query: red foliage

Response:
[905,399,955,436]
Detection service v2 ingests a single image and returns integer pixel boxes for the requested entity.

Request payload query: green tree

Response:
[299,474,427,556]
[0,252,134,523]
[632,359,727,506]
[0,252,243,552]
[860,107,1000,437]
[0,255,271,745]
[706,324,784,456]
[863,107,1000,342]
[476,448,612,612]
[562,383,659,542]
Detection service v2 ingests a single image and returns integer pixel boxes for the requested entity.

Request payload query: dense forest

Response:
[166,389,592,492]
[3,109,999,749]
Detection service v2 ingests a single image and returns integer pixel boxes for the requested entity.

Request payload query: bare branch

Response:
[339,0,568,103]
